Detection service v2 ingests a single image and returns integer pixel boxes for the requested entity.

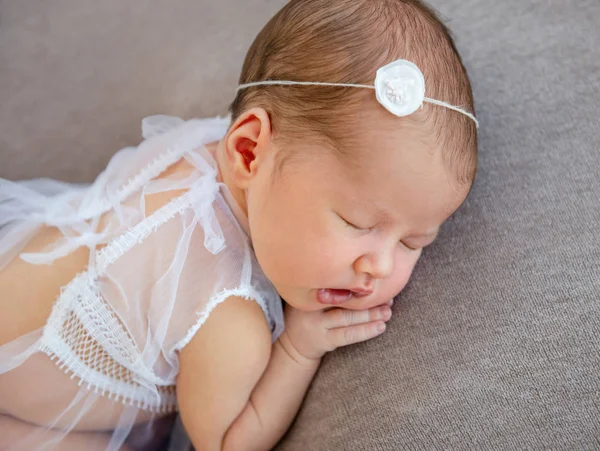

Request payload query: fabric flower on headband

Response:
[236,59,478,127]
[375,60,425,117]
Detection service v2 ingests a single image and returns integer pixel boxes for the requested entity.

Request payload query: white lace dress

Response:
[0,115,284,450]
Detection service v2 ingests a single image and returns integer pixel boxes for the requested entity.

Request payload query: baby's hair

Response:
[229,0,477,186]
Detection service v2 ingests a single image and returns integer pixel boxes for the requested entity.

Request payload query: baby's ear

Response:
[224,108,273,188]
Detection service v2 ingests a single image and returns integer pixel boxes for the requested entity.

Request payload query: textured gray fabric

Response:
[1,0,599,450]
[0,0,287,181]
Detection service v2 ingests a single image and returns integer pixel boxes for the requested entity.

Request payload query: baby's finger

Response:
[322,305,391,329]
[326,321,387,348]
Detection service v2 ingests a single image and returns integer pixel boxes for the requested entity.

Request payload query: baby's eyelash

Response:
[338,213,369,231]
[400,241,421,251]
[343,218,362,230]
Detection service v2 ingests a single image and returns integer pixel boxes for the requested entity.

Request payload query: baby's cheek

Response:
[386,269,411,298]
[388,250,422,295]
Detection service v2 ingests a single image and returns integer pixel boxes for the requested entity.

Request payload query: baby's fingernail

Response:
[381,306,392,320]
[377,322,386,333]
[388,299,394,306]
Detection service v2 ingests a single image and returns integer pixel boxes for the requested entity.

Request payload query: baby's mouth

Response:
[316,288,374,305]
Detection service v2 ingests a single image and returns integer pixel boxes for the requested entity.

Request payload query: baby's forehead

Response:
[341,102,434,143]
[331,135,466,203]
[338,121,438,169]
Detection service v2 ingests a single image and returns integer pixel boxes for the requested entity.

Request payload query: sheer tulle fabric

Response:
[0,116,284,450]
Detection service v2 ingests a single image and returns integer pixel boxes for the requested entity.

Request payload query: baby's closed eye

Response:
[336,212,373,232]
[400,240,421,251]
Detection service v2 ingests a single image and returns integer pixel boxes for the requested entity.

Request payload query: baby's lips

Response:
[316,288,353,305]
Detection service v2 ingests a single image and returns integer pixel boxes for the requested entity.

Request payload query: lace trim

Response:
[40,272,177,412]
[39,193,194,412]
[174,286,271,351]
[52,272,140,363]
[95,192,192,275]
[79,147,188,221]
[40,333,176,413]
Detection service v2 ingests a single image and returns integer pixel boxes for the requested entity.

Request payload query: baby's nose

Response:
[354,248,395,280]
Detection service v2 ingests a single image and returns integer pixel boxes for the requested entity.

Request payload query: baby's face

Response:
[246,122,470,312]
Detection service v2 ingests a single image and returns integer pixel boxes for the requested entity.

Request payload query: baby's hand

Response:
[279,302,393,363]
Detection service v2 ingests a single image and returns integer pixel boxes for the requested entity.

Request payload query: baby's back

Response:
[0,225,157,431]
[0,157,198,434]
[0,150,200,429]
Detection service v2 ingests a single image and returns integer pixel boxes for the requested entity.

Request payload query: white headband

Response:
[237,59,479,128]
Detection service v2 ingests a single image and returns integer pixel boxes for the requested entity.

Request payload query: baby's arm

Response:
[177,296,272,450]
[178,297,392,451]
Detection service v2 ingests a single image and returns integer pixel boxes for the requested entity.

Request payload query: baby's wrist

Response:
[277,332,322,369]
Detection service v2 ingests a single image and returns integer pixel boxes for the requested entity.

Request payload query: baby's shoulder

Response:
[180,295,272,359]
